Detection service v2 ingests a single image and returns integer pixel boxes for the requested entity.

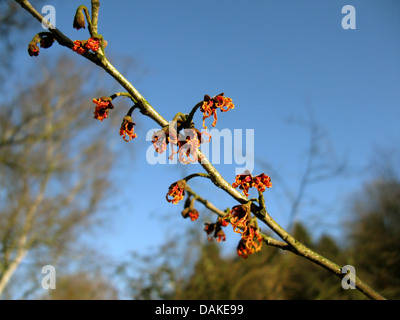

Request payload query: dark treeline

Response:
[120,177,400,300]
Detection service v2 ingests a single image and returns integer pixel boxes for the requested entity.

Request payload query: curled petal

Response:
[119,116,137,142]
[229,203,251,234]
[93,97,114,121]
[232,171,253,197]
[166,180,186,204]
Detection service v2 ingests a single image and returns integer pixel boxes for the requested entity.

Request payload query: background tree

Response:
[347,176,400,299]
[0,57,115,298]
[43,271,119,300]
[0,0,44,75]
[118,166,400,300]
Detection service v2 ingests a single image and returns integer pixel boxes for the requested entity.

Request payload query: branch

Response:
[90,0,100,36]
[185,185,295,252]
[252,203,386,300]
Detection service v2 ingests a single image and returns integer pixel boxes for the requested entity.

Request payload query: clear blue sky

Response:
[14,1,400,260]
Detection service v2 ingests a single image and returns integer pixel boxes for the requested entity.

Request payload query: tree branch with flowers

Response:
[15,0,386,300]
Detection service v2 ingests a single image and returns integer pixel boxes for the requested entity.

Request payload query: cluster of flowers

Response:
[25,2,274,263]
[149,93,234,163]
[152,126,211,164]
[92,97,137,142]
[26,28,232,164]
[204,219,229,243]
[223,203,264,259]
[166,180,199,221]
[165,171,272,259]
[91,93,233,164]
[232,170,272,197]
[200,93,234,129]
[72,37,102,54]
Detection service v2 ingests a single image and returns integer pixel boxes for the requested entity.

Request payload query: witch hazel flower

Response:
[204,222,227,243]
[153,126,210,164]
[227,202,252,234]
[92,96,114,121]
[176,128,202,164]
[72,37,104,54]
[72,40,89,54]
[232,170,272,197]
[85,37,101,51]
[119,116,137,142]
[151,126,175,154]
[182,206,199,221]
[200,93,234,129]
[237,225,264,259]
[166,180,187,205]
[232,171,253,197]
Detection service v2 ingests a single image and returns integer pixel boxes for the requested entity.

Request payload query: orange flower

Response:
[119,116,137,142]
[200,97,218,129]
[242,226,263,252]
[214,95,235,112]
[166,180,186,204]
[204,222,226,242]
[236,226,263,259]
[153,125,210,164]
[252,173,272,192]
[86,37,101,52]
[152,130,168,154]
[168,128,206,164]
[204,223,216,240]
[232,171,272,197]
[200,93,234,129]
[214,227,226,243]
[232,171,253,197]
[152,127,178,154]
[182,207,199,221]
[236,239,253,259]
[72,37,103,54]
[177,129,201,164]
[93,97,114,121]
[217,216,230,227]
[229,203,251,234]
[72,40,88,55]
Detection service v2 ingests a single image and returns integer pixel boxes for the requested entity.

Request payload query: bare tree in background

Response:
[347,152,400,299]
[44,271,119,300]
[259,109,347,232]
[0,58,113,298]
[0,0,44,74]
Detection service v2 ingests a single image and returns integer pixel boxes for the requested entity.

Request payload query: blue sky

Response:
[13,0,400,261]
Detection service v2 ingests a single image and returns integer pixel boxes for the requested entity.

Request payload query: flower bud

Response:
[73,9,86,29]
[39,33,55,48]
[27,41,39,57]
